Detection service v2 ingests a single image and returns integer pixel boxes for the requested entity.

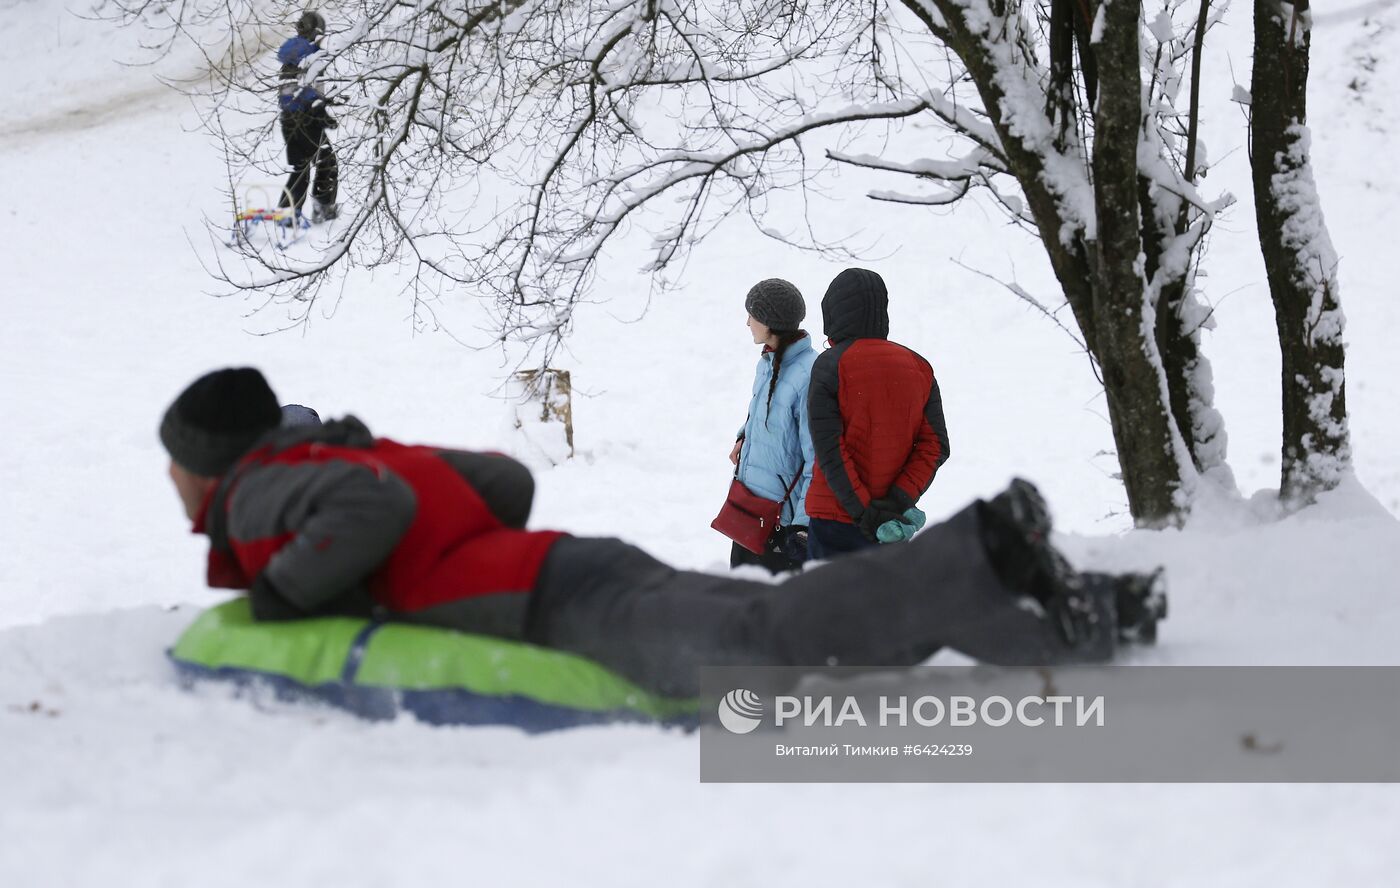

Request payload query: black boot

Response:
[1082,569,1168,644]
[1046,579,1116,662]
[979,479,1114,658]
[980,477,1071,604]
[987,477,1052,541]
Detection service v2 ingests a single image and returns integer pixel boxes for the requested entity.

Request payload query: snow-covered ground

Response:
[3,1,1399,884]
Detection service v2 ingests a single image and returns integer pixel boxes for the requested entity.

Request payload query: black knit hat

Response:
[159,368,281,477]
[744,278,806,332]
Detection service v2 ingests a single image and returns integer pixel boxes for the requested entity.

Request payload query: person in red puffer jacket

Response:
[805,267,950,559]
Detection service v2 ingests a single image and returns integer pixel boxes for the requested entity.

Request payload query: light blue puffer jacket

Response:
[735,335,818,528]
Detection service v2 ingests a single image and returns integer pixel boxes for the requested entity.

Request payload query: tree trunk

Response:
[1091,0,1189,524]
[1250,0,1350,505]
[1141,0,1231,484]
[920,0,1190,525]
[1141,187,1233,486]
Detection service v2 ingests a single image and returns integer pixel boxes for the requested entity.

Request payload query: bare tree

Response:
[103,0,1246,525]
[896,0,1237,525]
[1248,0,1349,506]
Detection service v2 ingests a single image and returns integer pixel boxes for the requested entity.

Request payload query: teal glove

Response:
[876,507,927,543]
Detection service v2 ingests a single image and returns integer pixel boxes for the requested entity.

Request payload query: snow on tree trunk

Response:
[1250,0,1350,505]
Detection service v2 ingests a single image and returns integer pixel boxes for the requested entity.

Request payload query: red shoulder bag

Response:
[711,470,801,554]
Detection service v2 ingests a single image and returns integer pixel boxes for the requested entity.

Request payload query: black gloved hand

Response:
[248,574,305,622]
[776,525,809,562]
[858,498,909,542]
[311,99,338,129]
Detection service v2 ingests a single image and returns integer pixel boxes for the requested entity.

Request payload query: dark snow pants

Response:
[279,111,338,212]
[808,516,878,559]
[729,524,806,575]
[527,503,1105,698]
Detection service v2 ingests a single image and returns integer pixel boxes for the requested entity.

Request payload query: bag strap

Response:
[775,472,801,523]
[734,420,802,522]
[733,413,750,478]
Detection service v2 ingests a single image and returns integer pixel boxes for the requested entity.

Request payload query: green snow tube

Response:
[168,599,698,731]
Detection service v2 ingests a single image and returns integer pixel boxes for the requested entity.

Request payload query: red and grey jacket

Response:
[193,417,564,639]
[804,269,950,524]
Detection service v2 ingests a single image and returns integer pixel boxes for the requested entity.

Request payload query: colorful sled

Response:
[168,599,698,732]
[228,185,311,250]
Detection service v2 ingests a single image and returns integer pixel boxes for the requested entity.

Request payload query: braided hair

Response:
[764,330,807,427]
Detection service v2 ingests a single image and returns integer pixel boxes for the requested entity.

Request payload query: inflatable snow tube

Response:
[169,599,698,732]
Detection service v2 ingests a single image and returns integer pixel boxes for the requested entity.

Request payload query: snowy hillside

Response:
[3,0,1400,884]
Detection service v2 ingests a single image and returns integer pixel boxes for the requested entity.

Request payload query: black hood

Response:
[821,268,889,342]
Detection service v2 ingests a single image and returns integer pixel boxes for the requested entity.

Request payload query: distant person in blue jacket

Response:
[725,279,818,573]
[276,10,339,222]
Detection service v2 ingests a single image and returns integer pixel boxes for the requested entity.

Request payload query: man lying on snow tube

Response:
[160,368,1165,729]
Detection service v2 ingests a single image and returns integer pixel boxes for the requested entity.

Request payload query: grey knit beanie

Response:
[744,278,806,331]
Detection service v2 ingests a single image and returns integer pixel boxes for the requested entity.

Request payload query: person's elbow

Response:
[493,459,535,528]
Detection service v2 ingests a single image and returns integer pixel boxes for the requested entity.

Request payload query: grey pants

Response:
[527,503,1104,698]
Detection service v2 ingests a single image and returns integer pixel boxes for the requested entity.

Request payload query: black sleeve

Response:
[248,574,306,621]
[927,375,950,471]
[807,344,869,521]
[436,450,536,529]
[249,572,379,622]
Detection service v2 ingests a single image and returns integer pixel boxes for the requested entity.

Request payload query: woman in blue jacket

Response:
[726,278,819,573]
